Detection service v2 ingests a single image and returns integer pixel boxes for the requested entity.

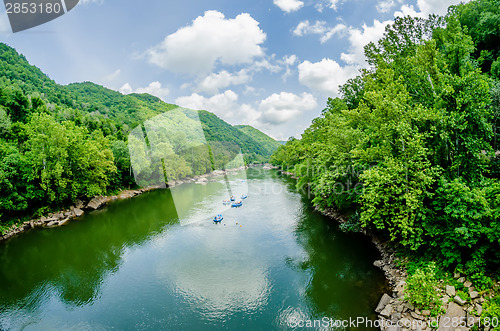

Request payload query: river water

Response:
[0,168,386,330]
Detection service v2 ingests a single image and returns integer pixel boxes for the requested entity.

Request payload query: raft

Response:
[223,200,231,205]
[241,194,247,199]
[213,214,223,223]
[231,201,243,208]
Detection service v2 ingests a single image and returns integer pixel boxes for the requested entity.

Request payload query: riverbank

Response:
[278,166,494,331]
[0,166,249,242]
[319,207,494,330]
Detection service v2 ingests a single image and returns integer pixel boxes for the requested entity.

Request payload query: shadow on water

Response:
[0,188,179,310]
[275,170,388,329]
[0,168,387,330]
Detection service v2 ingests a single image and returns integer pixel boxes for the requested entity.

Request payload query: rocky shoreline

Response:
[0,166,249,242]
[318,207,492,331]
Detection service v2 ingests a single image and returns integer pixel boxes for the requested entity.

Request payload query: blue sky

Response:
[0,0,463,140]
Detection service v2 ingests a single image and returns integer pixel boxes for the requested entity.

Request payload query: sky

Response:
[0,0,464,140]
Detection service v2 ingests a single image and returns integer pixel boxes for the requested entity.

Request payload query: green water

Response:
[0,168,386,330]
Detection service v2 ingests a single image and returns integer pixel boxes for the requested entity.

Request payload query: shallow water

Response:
[0,168,386,330]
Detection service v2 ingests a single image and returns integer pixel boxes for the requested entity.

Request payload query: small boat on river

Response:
[231,201,243,208]
[213,214,223,223]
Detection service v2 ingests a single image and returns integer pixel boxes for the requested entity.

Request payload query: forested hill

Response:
[0,43,279,229]
[272,0,500,294]
[235,125,282,156]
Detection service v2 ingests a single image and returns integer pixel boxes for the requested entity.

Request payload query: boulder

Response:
[410,311,424,320]
[86,196,107,210]
[463,281,472,288]
[421,310,431,316]
[74,208,84,217]
[454,295,467,306]
[59,218,70,226]
[476,304,483,316]
[446,285,456,297]
[438,302,466,331]
[46,221,59,228]
[374,260,384,268]
[454,272,460,279]
[380,304,393,318]
[395,281,406,297]
[457,277,465,283]
[376,293,392,313]
[470,291,479,299]
[75,199,85,209]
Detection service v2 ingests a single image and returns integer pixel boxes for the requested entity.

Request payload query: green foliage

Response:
[405,263,442,314]
[483,296,500,328]
[271,0,500,274]
[0,42,281,227]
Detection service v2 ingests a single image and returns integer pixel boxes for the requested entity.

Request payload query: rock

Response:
[476,304,483,316]
[454,295,467,306]
[454,272,460,279]
[457,277,465,283]
[86,196,106,210]
[74,208,84,217]
[438,302,466,331]
[411,311,424,320]
[422,310,431,316]
[75,199,84,209]
[470,291,479,299]
[59,218,70,226]
[463,281,472,288]
[198,177,208,183]
[46,221,58,228]
[374,260,384,268]
[446,285,456,297]
[380,304,393,318]
[405,302,415,311]
[395,281,406,297]
[376,293,393,313]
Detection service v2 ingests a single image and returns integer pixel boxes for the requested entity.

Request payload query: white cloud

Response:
[175,90,317,128]
[273,0,304,13]
[281,55,298,81]
[298,58,358,96]
[259,92,317,125]
[253,58,282,73]
[283,55,297,66]
[119,81,170,100]
[147,11,266,75]
[0,10,11,34]
[103,69,121,82]
[340,19,392,66]
[175,90,240,120]
[329,0,343,10]
[377,0,397,13]
[293,20,347,43]
[395,0,463,18]
[195,70,251,95]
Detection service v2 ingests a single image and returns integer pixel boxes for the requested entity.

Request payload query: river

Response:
[0,168,386,330]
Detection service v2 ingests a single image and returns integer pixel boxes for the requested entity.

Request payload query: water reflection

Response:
[0,189,179,312]
[0,169,386,330]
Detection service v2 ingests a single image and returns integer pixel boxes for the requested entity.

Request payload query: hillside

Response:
[235,125,282,156]
[0,42,279,227]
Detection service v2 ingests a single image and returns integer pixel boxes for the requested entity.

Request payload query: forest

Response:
[271,0,500,291]
[0,43,281,232]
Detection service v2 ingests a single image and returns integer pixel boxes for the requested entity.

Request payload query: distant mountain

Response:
[0,43,279,162]
[235,125,282,156]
